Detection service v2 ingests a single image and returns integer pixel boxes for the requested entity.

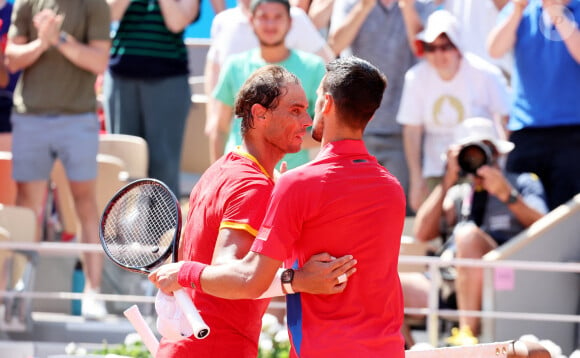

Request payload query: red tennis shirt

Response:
[158,149,274,358]
[252,140,406,357]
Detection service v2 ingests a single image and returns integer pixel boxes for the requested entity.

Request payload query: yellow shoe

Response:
[445,326,479,346]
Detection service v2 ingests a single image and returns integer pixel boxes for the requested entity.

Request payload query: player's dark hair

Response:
[235,65,300,136]
[323,56,387,130]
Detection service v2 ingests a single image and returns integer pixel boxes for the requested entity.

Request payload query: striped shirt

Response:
[109,0,189,78]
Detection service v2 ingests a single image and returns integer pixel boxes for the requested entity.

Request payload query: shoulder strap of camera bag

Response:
[468,188,488,227]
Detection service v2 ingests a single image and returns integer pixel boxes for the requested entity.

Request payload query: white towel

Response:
[155,290,194,340]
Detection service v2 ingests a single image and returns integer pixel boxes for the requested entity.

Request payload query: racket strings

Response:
[102,184,179,270]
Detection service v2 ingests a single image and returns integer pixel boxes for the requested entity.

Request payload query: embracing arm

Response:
[150,251,356,299]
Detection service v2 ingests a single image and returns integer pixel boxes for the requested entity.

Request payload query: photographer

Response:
[412,117,548,345]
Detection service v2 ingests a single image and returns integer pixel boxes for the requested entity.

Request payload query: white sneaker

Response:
[81,290,108,320]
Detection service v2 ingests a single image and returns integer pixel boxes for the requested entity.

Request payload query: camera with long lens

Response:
[457,141,494,175]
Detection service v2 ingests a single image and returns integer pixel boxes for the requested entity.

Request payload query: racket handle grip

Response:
[123,305,159,356]
[174,289,211,339]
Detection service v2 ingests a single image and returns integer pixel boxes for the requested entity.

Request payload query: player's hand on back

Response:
[274,161,288,182]
[292,253,357,295]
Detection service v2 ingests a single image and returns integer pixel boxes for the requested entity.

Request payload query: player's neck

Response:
[320,123,363,147]
[240,142,281,178]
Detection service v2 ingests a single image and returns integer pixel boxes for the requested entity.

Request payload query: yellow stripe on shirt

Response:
[220,221,259,237]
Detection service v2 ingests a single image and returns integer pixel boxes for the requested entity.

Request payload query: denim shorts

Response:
[11,112,99,181]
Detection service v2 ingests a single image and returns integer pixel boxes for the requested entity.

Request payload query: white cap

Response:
[454,117,514,154]
[416,10,462,51]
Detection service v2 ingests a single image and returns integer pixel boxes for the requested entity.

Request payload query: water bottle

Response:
[71,259,85,316]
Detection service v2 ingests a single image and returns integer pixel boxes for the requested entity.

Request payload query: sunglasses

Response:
[423,42,456,53]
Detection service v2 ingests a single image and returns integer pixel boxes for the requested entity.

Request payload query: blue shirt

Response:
[500,0,580,130]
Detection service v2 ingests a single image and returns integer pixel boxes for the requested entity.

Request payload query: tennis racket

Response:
[99,178,210,339]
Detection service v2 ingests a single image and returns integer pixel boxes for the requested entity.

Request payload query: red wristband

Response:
[178,262,208,292]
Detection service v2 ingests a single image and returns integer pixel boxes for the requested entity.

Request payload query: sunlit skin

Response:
[251,2,291,47]
[264,82,312,156]
[423,34,461,81]
[311,80,326,142]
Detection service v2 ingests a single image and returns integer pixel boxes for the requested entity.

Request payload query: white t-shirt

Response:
[207,5,326,65]
[397,53,510,178]
[444,0,513,74]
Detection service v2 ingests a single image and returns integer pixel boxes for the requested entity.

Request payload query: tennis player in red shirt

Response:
[154,65,356,357]
[150,57,406,357]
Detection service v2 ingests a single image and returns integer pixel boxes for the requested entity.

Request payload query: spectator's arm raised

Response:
[487,0,527,58]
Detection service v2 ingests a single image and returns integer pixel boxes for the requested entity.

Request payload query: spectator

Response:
[208,0,326,168]
[413,117,548,345]
[290,0,335,36]
[150,56,407,357]
[204,0,334,162]
[436,0,513,77]
[328,0,436,214]
[152,64,356,357]
[487,0,580,210]
[0,0,18,152]
[397,9,510,212]
[5,0,111,319]
[104,0,200,196]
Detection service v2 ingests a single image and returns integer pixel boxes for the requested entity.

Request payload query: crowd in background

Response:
[0,0,578,350]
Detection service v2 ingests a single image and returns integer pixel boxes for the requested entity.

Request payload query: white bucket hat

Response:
[454,117,514,154]
[416,9,462,52]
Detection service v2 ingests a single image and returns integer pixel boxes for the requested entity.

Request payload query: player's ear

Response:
[251,103,268,122]
[322,93,333,114]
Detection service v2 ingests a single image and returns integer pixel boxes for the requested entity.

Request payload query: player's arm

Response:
[150,251,356,299]
[210,228,357,297]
